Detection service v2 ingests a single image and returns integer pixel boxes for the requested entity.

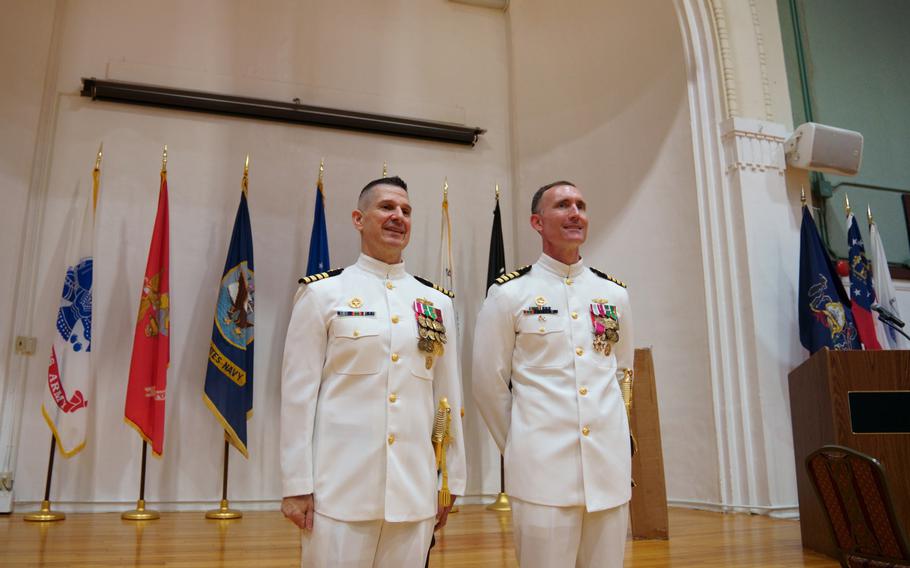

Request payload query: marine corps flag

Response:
[42,147,101,457]
[124,153,170,456]
[203,161,254,457]
[798,205,860,353]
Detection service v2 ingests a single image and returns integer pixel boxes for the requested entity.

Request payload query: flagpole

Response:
[23,435,66,522]
[205,440,242,519]
[122,440,159,520]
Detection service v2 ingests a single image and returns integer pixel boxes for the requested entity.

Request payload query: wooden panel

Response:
[0,507,838,567]
[630,348,669,540]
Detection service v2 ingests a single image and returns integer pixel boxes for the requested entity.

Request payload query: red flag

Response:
[125,170,170,456]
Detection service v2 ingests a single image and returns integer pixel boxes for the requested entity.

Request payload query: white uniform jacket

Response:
[472,253,633,512]
[281,253,466,522]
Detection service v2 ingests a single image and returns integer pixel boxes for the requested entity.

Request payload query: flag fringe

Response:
[202,393,250,459]
[41,405,86,458]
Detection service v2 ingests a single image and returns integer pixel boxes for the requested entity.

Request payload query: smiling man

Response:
[280,176,465,567]
[472,181,634,568]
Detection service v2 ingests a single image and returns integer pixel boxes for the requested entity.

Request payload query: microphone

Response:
[872,304,905,328]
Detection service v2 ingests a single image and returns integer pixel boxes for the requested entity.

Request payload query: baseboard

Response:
[668,498,800,520]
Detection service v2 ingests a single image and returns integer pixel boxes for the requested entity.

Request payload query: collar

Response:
[355,253,407,280]
[535,253,585,278]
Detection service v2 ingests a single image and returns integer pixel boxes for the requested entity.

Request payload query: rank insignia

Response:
[348,297,363,308]
[590,300,619,355]
[414,298,446,366]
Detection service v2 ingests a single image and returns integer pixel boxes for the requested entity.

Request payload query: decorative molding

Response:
[707,0,736,118]
[721,117,787,174]
[747,0,774,120]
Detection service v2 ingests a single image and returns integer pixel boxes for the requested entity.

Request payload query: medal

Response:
[590,300,619,355]
[414,298,447,361]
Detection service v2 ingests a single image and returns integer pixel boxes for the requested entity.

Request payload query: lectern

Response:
[789,349,910,558]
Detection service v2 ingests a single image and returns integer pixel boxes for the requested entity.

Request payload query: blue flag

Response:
[306,178,330,276]
[204,187,254,457]
[799,206,860,353]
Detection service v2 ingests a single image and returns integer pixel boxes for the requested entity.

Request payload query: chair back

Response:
[806,445,910,567]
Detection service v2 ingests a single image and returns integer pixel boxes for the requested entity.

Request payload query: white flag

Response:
[42,179,96,456]
[869,220,908,349]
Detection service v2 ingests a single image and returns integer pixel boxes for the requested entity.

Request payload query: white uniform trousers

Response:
[510,498,629,568]
[301,512,434,568]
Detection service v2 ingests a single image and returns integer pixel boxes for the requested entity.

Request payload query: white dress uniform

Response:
[281,253,466,568]
[472,253,633,568]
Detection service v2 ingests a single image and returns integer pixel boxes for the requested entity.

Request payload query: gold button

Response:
[353,330,360,337]
[566,278,573,285]
[389,393,397,403]
[571,311,578,319]
[579,387,588,396]
[575,347,583,356]
[391,315,399,324]
[391,353,399,362]
[582,426,590,436]
[386,281,394,289]
[388,434,395,445]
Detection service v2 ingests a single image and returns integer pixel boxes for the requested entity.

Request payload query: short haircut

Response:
[358,176,408,209]
[531,180,576,214]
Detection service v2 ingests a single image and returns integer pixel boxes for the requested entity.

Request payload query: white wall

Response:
[507,0,719,504]
[6,0,512,507]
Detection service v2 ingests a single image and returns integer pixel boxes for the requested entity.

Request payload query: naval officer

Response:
[472,181,634,568]
[280,176,465,567]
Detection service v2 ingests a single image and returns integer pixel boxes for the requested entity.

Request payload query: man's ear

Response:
[530,213,543,234]
[352,209,364,232]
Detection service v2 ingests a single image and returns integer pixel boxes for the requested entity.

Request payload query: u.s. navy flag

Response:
[799,205,860,353]
[847,212,883,350]
[203,170,254,457]
[125,161,170,456]
[305,167,329,277]
[42,150,100,457]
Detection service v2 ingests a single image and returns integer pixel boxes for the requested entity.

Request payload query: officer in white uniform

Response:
[280,177,466,568]
[472,181,633,568]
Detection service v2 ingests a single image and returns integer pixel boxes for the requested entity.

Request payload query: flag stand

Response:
[24,435,65,522]
[206,440,242,519]
[122,441,159,520]
[486,456,511,511]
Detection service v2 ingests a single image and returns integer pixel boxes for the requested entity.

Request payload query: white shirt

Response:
[472,253,633,512]
[281,253,466,522]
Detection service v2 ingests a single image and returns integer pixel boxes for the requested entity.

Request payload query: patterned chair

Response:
[806,445,910,567]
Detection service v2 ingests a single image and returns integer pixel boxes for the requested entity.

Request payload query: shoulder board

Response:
[494,265,531,285]
[298,267,344,285]
[414,275,454,299]
[590,267,626,288]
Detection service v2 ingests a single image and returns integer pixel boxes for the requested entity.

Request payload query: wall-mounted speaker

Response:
[784,122,863,176]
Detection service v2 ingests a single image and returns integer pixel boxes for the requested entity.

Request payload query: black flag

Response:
[486,198,506,292]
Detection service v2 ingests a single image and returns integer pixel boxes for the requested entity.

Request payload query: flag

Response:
[868,217,906,348]
[203,169,254,457]
[486,193,506,291]
[41,151,100,457]
[124,166,170,456]
[305,171,329,276]
[847,212,883,350]
[439,183,455,292]
[799,206,860,353]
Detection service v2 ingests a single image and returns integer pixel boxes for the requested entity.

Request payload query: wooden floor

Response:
[0,505,839,567]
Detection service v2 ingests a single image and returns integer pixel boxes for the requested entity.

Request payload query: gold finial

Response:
[495,183,500,201]
[319,158,325,183]
[443,177,448,202]
[241,155,249,195]
[844,193,851,215]
[161,145,168,173]
[244,154,250,177]
[867,204,874,225]
[95,142,103,171]
[382,162,388,177]
[800,185,806,207]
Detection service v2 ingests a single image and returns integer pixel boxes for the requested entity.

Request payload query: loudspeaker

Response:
[784,122,863,176]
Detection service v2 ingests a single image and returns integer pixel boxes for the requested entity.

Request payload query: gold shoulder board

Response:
[414,275,455,299]
[589,267,626,288]
[494,265,531,285]
[298,267,344,285]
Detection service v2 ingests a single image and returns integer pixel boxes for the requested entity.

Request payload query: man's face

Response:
[530,184,588,248]
[353,184,412,256]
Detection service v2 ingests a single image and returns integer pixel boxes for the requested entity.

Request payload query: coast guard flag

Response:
[124,169,170,456]
[305,174,329,276]
[799,206,860,353]
[869,218,908,349]
[847,212,883,350]
[203,181,254,457]
[42,182,96,457]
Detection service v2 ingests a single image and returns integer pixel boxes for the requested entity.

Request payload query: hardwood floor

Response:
[0,505,839,567]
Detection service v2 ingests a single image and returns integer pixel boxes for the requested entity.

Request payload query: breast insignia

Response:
[414,275,455,299]
[494,265,531,286]
[590,267,626,288]
[298,267,344,285]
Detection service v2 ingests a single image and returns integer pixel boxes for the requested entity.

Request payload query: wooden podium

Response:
[788,349,910,558]
[630,348,669,540]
